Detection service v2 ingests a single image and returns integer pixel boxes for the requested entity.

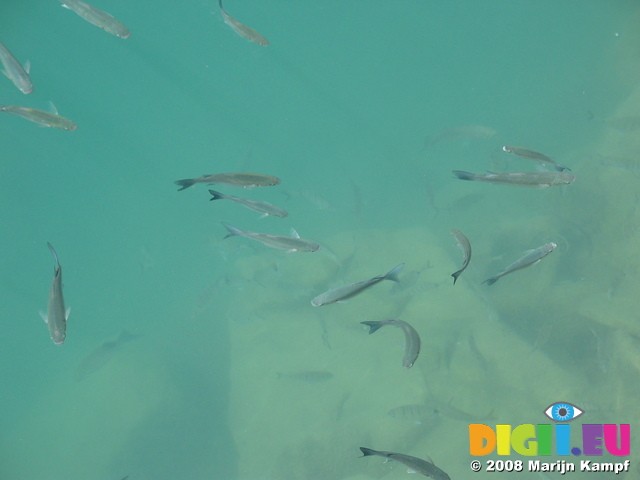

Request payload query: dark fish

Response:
[175,172,280,191]
[41,243,69,345]
[221,222,320,252]
[361,319,421,369]
[311,263,404,306]
[75,330,142,381]
[450,229,471,284]
[209,189,288,218]
[483,242,557,285]
[360,447,451,479]
[219,0,268,46]
[453,170,575,188]
[502,146,570,172]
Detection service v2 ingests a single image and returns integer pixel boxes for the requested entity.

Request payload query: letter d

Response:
[469,424,496,455]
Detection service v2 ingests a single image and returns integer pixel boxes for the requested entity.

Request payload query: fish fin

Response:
[60,2,71,8]
[423,454,434,464]
[221,222,244,239]
[290,228,300,238]
[452,170,475,181]
[65,307,71,320]
[24,60,30,74]
[174,179,195,191]
[259,213,268,219]
[208,189,224,201]
[359,447,377,457]
[48,101,58,115]
[385,263,404,282]
[39,310,48,324]
[451,270,462,284]
[360,321,383,334]
[407,468,418,474]
[482,277,498,286]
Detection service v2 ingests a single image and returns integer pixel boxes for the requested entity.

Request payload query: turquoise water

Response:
[1,1,639,479]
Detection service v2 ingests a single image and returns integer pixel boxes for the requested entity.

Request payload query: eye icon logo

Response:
[544,402,583,422]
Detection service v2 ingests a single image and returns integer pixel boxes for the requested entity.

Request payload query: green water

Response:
[1,1,639,479]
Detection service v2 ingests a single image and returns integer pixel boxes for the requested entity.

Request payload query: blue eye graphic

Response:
[544,402,584,422]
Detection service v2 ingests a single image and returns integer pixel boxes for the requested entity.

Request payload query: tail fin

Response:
[451,269,462,284]
[221,222,243,239]
[452,170,476,181]
[174,179,195,191]
[360,321,384,335]
[209,189,225,201]
[384,263,404,282]
[482,277,498,286]
[359,447,378,457]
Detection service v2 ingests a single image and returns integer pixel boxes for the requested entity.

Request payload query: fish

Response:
[360,319,421,369]
[450,229,471,284]
[218,0,268,46]
[40,243,69,345]
[209,189,288,218]
[276,371,334,383]
[359,447,451,480]
[58,0,131,39]
[483,242,557,286]
[75,330,142,381]
[426,125,497,147]
[311,263,404,306]
[388,404,439,424]
[0,105,77,130]
[502,146,570,172]
[175,172,280,191]
[0,42,33,94]
[452,170,575,188]
[221,222,320,252]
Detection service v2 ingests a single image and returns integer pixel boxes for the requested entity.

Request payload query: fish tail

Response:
[452,170,476,181]
[174,179,195,191]
[209,189,225,201]
[385,263,404,282]
[221,222,242,239]
[360,321,383,335]
[359,447,378,457]
[451,270,462,284]
[482,277,498,286]
[46,242,60,267]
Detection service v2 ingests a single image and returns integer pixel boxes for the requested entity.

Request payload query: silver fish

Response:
[41,243,69,345]
[175,172,280,191]
[450,229,471,284]
[453,170,575,188]
[359,447,451,480]
[502,146,570,172]
[0,105,77,130]
[0,42,33,94]
[483,242,557,285]
[219,0,268,46]
[209,189,288,218]
[59,0,131,39]
[221,222,320,252]
[311,263,404,306]
[75,330,141,381]
[361,319,421,369]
